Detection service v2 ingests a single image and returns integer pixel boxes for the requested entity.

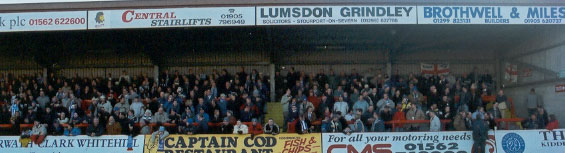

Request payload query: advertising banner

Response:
[257,6,417,25]
[87,7,255,29]
[418,6,565,24]
[144,133,321,153]
[322,131,496,153]
[495,129,565,153]
[0,135,145,153]
[0,11,87,32]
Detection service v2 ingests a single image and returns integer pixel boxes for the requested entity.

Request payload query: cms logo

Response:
[327,144,392,153]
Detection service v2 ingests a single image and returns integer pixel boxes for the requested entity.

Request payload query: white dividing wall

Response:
[395,49,497,76]
[503,27,565,128]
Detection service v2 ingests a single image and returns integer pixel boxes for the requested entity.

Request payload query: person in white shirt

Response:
[429,112,441,132]
[333,96,349,116]
[233,120,249,134]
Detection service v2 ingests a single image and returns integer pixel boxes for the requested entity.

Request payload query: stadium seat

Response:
[287,120,297,133]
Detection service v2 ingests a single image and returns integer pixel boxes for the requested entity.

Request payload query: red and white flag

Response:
[505,63,518,83]
[421,63,450,76]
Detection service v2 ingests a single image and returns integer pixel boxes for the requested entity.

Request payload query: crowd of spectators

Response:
[0,66,559,141]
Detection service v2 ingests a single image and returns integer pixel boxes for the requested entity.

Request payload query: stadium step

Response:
[265,102,285,127]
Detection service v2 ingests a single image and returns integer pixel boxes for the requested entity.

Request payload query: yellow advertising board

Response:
[144,133,321,153]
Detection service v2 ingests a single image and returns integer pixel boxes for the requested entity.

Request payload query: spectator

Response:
[495,90,508,118]
[526,88,543,115]
[392,104,406,132]
[249,118,263,135]
[142,110,153,124]
[353,115,365,132]
[406,104,425,131]
[130,98,144,117]
[488,103,502,120]
[353,95,369,113]
[281,89,292,122]
[305,106,317,122]
[328,115,343,133]
[233,120,248,134]
[106,116,122,135]
[49,121,64,135]
[30,120,47,145]
[194,114,209,134]
[139,120,151,135]
[523,113,542,129]
[377,94,394,111]
[64,123,81,136]
[429,112,441,132]
[149,126,169,144]
[263,118,280,135]
[86,117,104,137]
[472,112,488,153]
[370,112,385,132]
[546,114,559,131]
[218,118,234,134]
[295,115,311,134]
[152,107,169,123]
[536,107,549,127]
[57,112,69,124]
[333,96,348,116]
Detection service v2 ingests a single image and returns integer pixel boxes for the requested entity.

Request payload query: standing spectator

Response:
[106,116,122,135]
[86,117,104,137]
[406,104,425,131]
[495,90,508,119]
[30,120,47,145]
[370,112,385,132]
[453,111,467,131]
[353,115,365,132]
[149,126,169,145]
[523,114,542,129]
[281,89,292,122]
[233,120,249,134]
[328,115,343,133]
[333,96,348,116]
[194,114,209,134]
[263,118,280,135]
[536,107,549,127]
[472,113,488,153]
[526,88,543,115]
[392,104,406,132]
[429,112,441,132]
[49,121,64,135]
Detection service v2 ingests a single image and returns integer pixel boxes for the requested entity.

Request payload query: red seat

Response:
[287,120,297,133]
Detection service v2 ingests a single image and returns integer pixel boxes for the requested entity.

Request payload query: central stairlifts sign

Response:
[256,6,417,25]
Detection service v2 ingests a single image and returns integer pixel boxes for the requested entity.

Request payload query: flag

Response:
[421,63,450,76]
[505,63,518,83]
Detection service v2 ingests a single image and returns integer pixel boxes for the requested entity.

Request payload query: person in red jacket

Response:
[249,118,263,135]
[392,104,407,132]
[546,114,559,131]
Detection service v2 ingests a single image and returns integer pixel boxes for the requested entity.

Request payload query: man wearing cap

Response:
[150,126,169,144]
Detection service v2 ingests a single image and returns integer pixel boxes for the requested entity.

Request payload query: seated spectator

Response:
[210,109,223,123]
[295,115,312,134]
[218,118,234,134]
[484,113,496,130]
[377,94,395,111]
[57,112,69,124]
[64,122,81,136]
[379,106,394,130]
[150,126,169,144]
[127,110,139,123]
[536,107,549,127]
[142,110,152,123]
[249,118,263,135]
[130,97,144,118]
[70,112,83,124]
[371,112,385,132]
[406,104,425,131]
[429,112,441,132]
[333,96,349,116]
[86,117,104,137]
[30,120,47,145]
[233,120,249,134]
[546,114,559,131]
[263,118,280,135]
[305,106,317,122]
[240,106,254,122]
[168,110,180,124]
[488,103,502,120]
[106,116,122,135]
[523,113,543,129]
[139,120,151,135]
[181,107,195,125]
[197,107,210,122]
[353,95,369,113]
[49,121,64,135]
[152,107,169,123]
